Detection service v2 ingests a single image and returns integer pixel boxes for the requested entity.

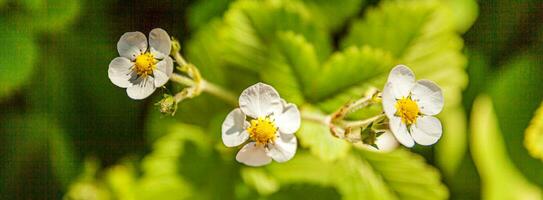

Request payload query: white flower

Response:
[222,83,300,166]
[108,28,173,100]
[382,65,444,147]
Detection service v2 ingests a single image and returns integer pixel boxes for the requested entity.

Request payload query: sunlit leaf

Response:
[297,119,351,161]
[489,54,543,186]
[435,106,467,177]
[220,0,331,72]
[301,0,366,31]
[263,149,448,200]
[525,102,543,161]
[261,31,320,104]
[241,168,279,195]
[308,46,393,101]
[470,96,541,200]
[441,0,478,33]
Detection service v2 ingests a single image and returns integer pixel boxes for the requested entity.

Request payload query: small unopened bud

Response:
[156,94,178,116]
[170,37,181,55]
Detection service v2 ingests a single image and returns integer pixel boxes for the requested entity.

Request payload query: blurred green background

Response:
[0,0,542,199]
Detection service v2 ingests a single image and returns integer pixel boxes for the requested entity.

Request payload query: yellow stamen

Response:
[395,97,420,125]
[247,117,277,146]
[134,52,156,77]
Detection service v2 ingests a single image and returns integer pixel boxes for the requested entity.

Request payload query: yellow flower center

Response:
[134,52,156,77]
[395,97,420,125]
[247,117,277,146]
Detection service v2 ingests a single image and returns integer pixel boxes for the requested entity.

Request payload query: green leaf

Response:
[20,0,80,32]
[240,168,279,195]
[307,46,394,101]
[359,149,449,200]
[297,119,351,161]
[435,106,467,177]
[489,54,543,186]
[0,23,37,100]
[525,101,543,160]
[188,0,234,30]
[470,96,541,200]
[341,0,467,98]
[186,20,228,85]
[441,0,478,33]
[261,31,320,104]
[263,149,448,200]
[49,124,79,189]
[220,0,331,72]
[301,0,366,31]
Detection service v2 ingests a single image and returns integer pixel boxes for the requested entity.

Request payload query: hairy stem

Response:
[341,113,385,129]
[170,73,237,106]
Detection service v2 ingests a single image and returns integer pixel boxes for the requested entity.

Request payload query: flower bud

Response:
[156,94,178,116]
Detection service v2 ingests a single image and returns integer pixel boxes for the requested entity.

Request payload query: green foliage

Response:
[260,148,448,200]
[470,96,541,200]
[19,0,80,32]
[297,119,351,161]
[300,0,365,32]
[6,0,528,199]
[525,102,543,160]
[0,22,36,100]
[489,54,543,186]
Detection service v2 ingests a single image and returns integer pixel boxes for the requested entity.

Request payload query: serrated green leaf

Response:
[308,46,394,101]
[261,31,320,104]
[297,119,351,161]
[359,149,449,200]
[470,96,541,200]
[301,0,366,31]
[441,0,478,33]
[220,0,331,72]
[340,0,467,109]
[263,149,448,200]
[525,101,543,160]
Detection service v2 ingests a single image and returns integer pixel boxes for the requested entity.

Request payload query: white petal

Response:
[411,80,444,116]
[381,82,397,118]
[239,82,282,118]
[374,131,399,152]
[411,116,442,145]
[117,31,147,60]
[389,116,414,147]
[267,134,297,162]
[386,65,416,98]
[126,76,156,100]
[149,28,171,58]
[108,57,134,88]
[236,142,272,167]
[153,70,169,87]
[153,57,174,87]
[274,101,300,134]
[222,108,250,147]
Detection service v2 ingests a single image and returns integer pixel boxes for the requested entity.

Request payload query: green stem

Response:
[341,113,385,128]
[170,73,194,86]
[173,51,188,66]
[300,110,330,125]
[170,73,237,106]
[200,79,238,105]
